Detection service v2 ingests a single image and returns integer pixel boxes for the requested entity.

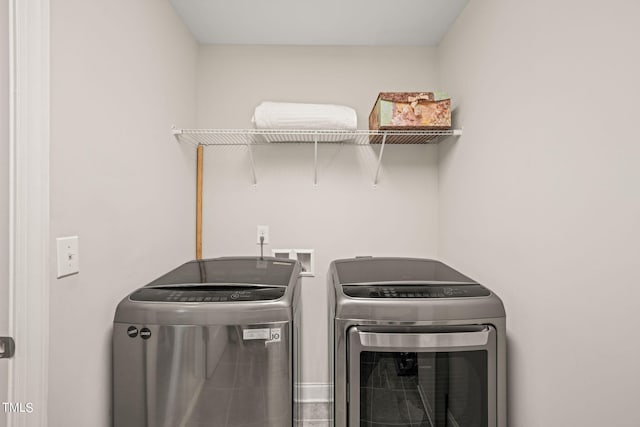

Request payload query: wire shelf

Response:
[172,128,462,146]
[172,127,463,186]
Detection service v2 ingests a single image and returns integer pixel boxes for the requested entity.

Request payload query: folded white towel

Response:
[252,101,358,130]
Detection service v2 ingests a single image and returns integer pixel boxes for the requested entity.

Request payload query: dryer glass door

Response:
[348,326,496,427]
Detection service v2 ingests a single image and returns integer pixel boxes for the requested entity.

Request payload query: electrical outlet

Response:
[257,225,269,245]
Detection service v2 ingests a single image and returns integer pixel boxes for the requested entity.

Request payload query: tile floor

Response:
[296,402,330,426]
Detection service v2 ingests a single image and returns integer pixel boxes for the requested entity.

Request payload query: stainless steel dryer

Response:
[113,257,301,427]
[328,257,506,427]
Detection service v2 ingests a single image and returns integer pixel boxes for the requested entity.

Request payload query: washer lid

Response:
[114,257,301,325]
[147,257,297,287]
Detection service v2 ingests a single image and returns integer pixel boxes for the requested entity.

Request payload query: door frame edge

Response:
[8,0,50,425]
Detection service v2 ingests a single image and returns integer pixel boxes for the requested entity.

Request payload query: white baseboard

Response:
[295,383,331,403]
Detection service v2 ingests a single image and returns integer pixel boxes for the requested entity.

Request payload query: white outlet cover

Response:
[56,236,79,278]
[257,225,269,244]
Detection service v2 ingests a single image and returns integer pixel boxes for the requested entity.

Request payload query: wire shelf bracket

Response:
[172,127,463,185]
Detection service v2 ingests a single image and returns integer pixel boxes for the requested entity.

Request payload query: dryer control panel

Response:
[342,284,490,299]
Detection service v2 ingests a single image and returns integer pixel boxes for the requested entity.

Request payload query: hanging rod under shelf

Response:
[172,128,462,146]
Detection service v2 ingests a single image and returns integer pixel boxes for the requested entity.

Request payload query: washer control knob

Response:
[127,326,138,338]
[140,328,152,340]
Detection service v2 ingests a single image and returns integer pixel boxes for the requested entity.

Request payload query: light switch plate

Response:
[56,236,79,278]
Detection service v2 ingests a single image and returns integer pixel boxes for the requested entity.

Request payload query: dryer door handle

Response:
[352,326,494,352]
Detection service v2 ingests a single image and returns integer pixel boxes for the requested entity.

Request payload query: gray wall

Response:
[197,45,441,389]
[0,0,9,411]
[42,1,640,423]
[437,1,640,426]
[48,0,198,425]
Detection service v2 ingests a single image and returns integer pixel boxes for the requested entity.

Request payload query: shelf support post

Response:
[246,142,257,186]
[373,132,387,186]
[314,133,318,186]
[196,145,203,260]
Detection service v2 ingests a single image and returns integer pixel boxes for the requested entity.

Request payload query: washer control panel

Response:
[342,284,490,299]
[129,286,285,302]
